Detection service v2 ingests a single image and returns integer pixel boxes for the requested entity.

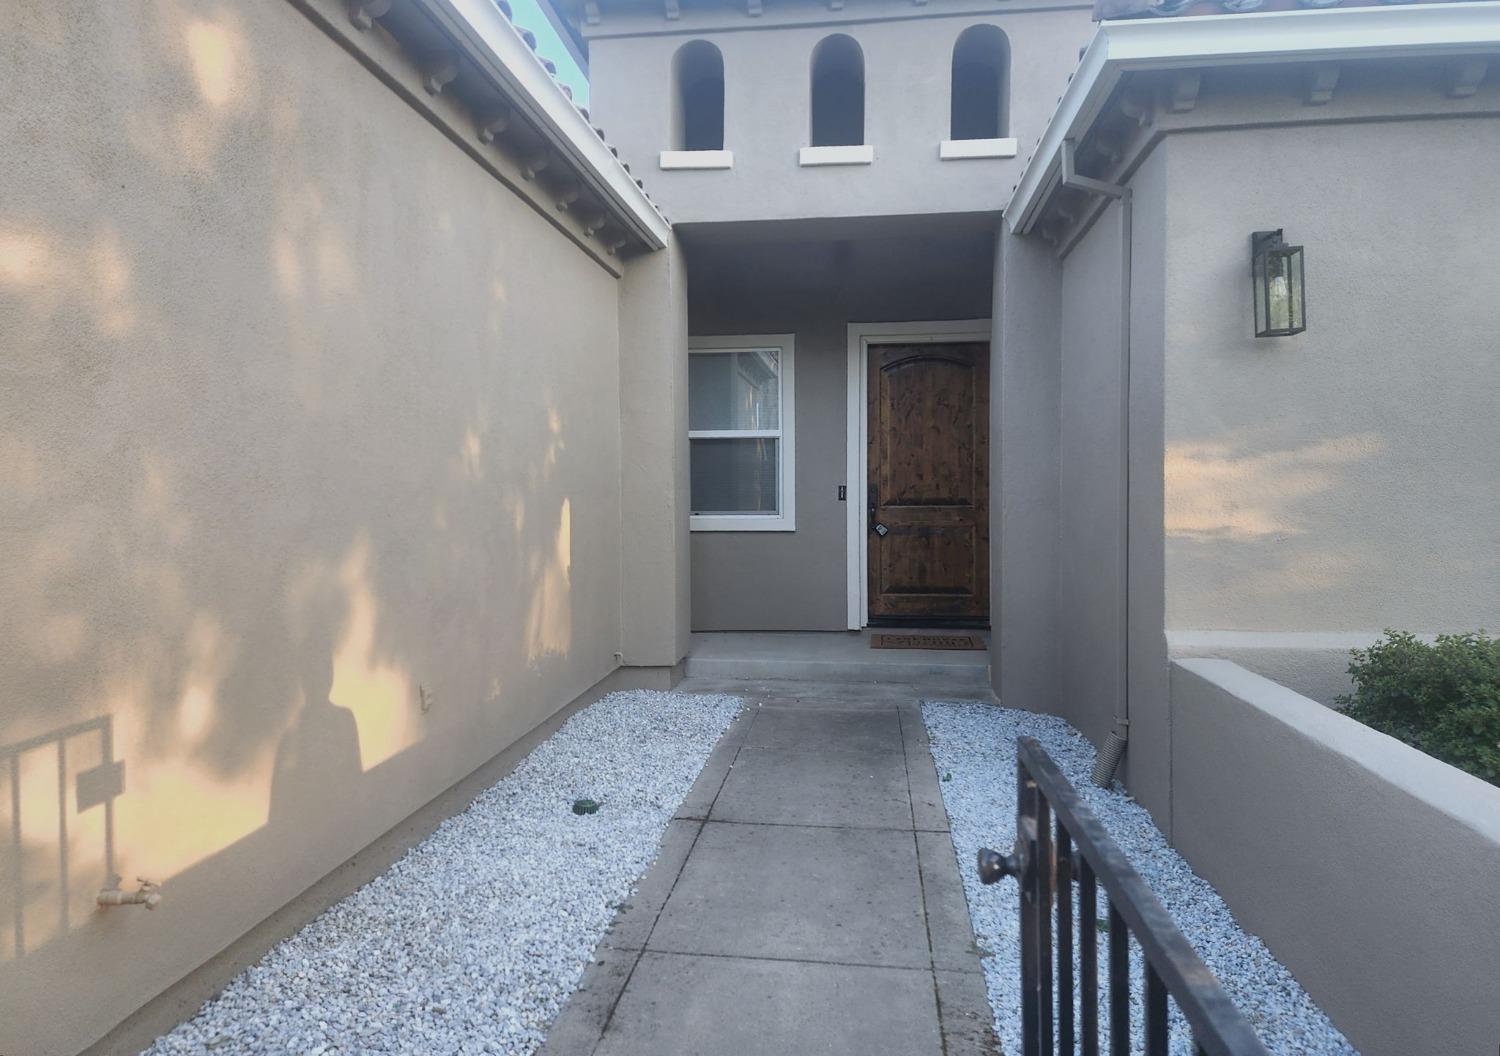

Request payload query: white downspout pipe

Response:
[1059,138,1133,788]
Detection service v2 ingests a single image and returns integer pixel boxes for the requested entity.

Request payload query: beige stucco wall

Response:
[0,2,675,1052]
[1135,115,1500,821]
[1055,205,1128,750]
[585,0,1094,223]
[1031,107,1500,823]
[619,236,693,668]
[1161,118,1500,648]
[993,96,1500,1045]
[990,228,1061,708]
[1140,113,1500,711]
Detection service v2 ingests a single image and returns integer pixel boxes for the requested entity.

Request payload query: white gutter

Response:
[419,0,671,249]
[1007,1,1500,234]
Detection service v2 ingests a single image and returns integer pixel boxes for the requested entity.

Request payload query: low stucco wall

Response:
[1166,630,1381,706]
[0,2,677,1052]
[1170,659,1500,1056]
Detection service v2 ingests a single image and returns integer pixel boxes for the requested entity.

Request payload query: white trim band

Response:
[659,149,734,170]
[939,137,1019,160]
[800,144,875,166]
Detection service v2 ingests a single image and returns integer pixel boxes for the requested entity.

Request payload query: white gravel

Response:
[143,689,742,1056]
[923,699,1358,1056]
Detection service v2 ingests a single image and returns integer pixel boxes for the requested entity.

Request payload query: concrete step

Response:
[684,632,991,689]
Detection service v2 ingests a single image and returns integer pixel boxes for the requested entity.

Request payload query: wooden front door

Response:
[866,343,990,625]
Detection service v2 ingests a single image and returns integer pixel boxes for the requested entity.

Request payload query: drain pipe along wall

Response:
[1045,139,1173,828]
[1058,140,1134,790]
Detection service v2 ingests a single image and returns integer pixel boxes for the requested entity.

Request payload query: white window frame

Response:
[689,334,796,532]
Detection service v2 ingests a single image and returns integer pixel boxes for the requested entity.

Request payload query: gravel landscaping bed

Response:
[144,689,742,1056]
[923,699,1357,1056]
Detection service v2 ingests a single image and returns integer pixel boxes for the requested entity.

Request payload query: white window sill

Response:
[799,144,874,167]
[659,149,734,170]
[691,515,796,532]
[939,137,1018,160]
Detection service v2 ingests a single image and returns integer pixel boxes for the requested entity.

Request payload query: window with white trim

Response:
[689,335,795,531]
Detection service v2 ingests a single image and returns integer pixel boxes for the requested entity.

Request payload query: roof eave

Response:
[1006,0,1500,235]
[421,0,670,249]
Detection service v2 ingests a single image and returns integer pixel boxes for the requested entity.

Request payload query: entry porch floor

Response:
[685,629,992,689]
[539,676,999,1056]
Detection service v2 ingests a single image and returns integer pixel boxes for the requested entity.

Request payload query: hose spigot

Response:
[97,877,162,909]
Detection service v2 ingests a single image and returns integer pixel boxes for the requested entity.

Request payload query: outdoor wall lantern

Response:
[1251,229,1306,338]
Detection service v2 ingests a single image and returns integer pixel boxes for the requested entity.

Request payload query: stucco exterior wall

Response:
[999,144,1171,822]
[1122,146,1170,823]
[1160,117,1500,696]
[584,1,1094,223]
[619,236,693,670]
[1057,114,1500,821]
[991,229,1061,708]
[0,2,653,1053]
[686,229,993,630]
[1171,659,1500,1056]
[1055,204,1127,749]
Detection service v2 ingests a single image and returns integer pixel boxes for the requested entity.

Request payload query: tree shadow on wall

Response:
[0,1,598,1010]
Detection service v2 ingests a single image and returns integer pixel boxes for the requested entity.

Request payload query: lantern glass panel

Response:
[1266,248,1293,333]
[1285,245,1305,333]
[1253,246,1270,336]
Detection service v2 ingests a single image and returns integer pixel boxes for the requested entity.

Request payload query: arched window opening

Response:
[810,35,864,147]
[673,41,725,151]
[950,26,1009,140]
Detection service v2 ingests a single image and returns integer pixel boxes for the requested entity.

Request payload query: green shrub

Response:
[1337,631,1500,787]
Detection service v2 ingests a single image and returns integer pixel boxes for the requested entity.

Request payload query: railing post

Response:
[1038,791,1054,1056]
[1018,752,1040,1056]
[1145,963,1169,1056]
[1108,901,1129,1056]
[1079,857,1099,1056]
[1057,825,1074,1055]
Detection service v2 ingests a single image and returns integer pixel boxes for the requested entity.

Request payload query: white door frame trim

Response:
[844,319,992,630]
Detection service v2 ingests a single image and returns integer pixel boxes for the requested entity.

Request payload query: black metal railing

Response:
[977,737,1271,1056]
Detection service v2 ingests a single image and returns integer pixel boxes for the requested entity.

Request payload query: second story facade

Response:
[555,0,1097,223]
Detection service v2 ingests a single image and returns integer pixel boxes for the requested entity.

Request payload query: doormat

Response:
[871,633,986,651]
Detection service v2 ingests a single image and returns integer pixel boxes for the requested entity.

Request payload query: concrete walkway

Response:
[540,677,999,1056]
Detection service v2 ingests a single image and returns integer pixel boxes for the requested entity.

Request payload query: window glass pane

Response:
[690,437,779,515]
[689,350,780,431]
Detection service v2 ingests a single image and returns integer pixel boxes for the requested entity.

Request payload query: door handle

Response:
[868,484,889,535]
